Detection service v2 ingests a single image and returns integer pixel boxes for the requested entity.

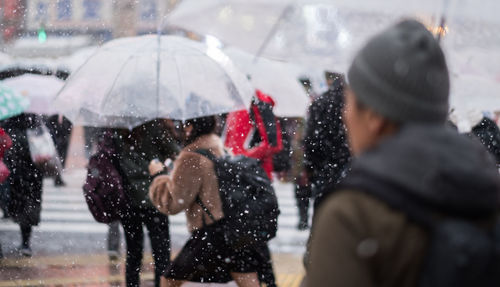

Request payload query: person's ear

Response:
[364,109,386,137]
[365,110,399,139]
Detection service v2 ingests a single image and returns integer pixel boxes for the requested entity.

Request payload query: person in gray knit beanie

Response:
[307,19,500,287]
[348,19,450,123]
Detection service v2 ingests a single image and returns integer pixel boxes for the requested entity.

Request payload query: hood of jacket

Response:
[341,124,500,217]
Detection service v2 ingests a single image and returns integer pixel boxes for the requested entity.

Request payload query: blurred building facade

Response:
[0,0,25,42]
[23,0,181,39]
[0,0,182,55]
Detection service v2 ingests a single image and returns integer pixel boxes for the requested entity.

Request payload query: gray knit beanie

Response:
[348,19,450,123]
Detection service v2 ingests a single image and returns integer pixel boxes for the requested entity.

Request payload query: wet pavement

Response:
[0,253,304,287]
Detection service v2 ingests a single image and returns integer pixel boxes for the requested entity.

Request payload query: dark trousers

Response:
[295,184,312,227]
[108,221,121,252]
[256,243,277,287]
[121,206,170,287]
[0,182,10,217]
[20,224,32,248]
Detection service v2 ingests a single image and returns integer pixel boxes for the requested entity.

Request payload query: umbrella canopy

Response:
[57,46,98,73]
[168,0,500,111]
[0,84,30,120]
[0,52,12,67]
[224,47,309,117]
[53,35,254,128]
[167,0,445,72]
[2,74,65,115]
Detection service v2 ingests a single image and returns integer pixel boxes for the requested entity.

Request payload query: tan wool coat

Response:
[149,134,225,232]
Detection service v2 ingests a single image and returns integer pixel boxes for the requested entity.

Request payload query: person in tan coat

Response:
[306,20,500,287]
[149,116,261,287]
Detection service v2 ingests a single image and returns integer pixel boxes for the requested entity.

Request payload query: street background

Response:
[0,126,307,286]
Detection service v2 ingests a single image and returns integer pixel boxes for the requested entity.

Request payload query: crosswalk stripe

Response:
[2,169,312,253]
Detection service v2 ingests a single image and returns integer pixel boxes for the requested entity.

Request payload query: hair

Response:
[325,71,345,90]
[184,116,217,144]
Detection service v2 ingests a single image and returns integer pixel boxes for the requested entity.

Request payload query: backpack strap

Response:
[196,196,216,225]
[194,149,217,162]
[194,149,220,225]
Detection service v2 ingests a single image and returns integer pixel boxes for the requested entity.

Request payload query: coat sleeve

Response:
[244,102,283,159]
[149,151,204,215]
[303,100,321,173]
[307,192,373,287]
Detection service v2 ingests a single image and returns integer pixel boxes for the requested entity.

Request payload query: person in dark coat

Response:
[45,114,73,186]
[306,20,500,287]
[1,113,44,257]
[115,119,179,287]
[304,72,351,211]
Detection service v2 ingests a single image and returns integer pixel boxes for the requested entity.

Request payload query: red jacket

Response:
[224,90,283,180]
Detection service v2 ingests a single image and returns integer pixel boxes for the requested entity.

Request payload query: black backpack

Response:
[402,202,500,287]
[195,149,280,249]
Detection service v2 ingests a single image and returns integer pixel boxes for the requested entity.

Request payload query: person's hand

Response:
[149,159,165,175]
[149,175,171,213]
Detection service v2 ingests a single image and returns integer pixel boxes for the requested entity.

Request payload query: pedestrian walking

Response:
[150,116,268,287]
[306,19,500,287]
[1,113,44,257]
[224,90,284,286]
[224,90,284,180]
[304,72,351,212]
[116,119,178,287]
[286,118,311,230]
[45,114,73,186]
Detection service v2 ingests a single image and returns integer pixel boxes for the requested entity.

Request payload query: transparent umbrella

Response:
[53,35,254,129]
[57,46,98,73]
[167,0,447,72]
[2,74,64,115]
[167,0,500,112]
[224,47,309,117]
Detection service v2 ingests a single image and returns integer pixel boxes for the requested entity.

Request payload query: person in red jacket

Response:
[223,89,283,287]
[224,90,283,180]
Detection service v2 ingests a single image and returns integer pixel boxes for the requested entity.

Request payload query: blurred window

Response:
[83,0,101,20]
[35,1,49,22]
[57,0,72,20]
[141,0,157,21]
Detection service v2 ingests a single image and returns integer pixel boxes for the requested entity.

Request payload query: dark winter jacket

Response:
[304,88,351,203]
[116,120,179,208]
[470,117,500,164]
[307,124,500,287]
[1,113,44,226]
[45,115,73,165]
